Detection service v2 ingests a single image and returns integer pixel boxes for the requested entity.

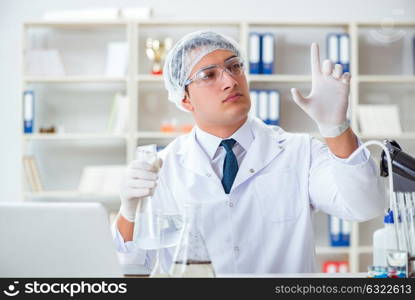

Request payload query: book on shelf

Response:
[43,8,119,22]
[358,105,402,136]
[105,42,128,77]
[23,156,43,192]
[107,93,129,134]
[120,7,152,20]
[25,49,65,77]
[78,165,125,195]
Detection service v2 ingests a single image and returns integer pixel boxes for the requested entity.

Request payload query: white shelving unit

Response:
[20,20,415,273]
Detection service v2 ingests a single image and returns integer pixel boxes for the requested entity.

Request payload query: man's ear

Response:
[181,93,194,112]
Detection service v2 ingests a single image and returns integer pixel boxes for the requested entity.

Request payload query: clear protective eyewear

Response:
[184,56,245,88]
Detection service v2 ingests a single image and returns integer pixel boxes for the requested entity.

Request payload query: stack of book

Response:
[107,93,129,134]
[23,156,43,192]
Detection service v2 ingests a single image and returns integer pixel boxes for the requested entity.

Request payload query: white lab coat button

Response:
[229,202,234,208]
[206,173,211,177]
[234,246,239,252]
[249,168,255,173]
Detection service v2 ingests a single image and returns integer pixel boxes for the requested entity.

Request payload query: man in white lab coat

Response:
[113,31,385,274]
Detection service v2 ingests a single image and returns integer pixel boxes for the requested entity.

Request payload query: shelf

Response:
[358,133,415,140]
[358,75,415,83]
[24,21,127,28]
[136,131,186,139]
[137,20,241,26]
[315,246,350,255]
[315,246,372,255]
[248,74,311,83]
[23,133,128,141]
[23,76,127,83]
[358,246,373,254]
[248,21,349,27]
[357,22,415,27]
[136,74,164,82]
[25,191,120,199]
[26,20,411,28]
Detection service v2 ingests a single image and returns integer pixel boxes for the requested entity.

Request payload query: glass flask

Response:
[168,202,216,278]
[148,210,184,277]
[134,144,162,250]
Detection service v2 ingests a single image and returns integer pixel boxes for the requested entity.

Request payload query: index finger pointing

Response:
[310,43,321,75]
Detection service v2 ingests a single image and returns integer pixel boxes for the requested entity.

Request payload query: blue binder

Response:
[327,33,350,74]
[342,219,351,246]
[268,90,280,125]
[327,33,339,66]
[329,215,350,247]
[261,33,274,74]
[249,90,259,118]
[249,33,261,74]
[23,90,34,134]
[339,33,350,73]
[258,90,268,124]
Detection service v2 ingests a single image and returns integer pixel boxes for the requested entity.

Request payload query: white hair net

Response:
[163,30,242,111]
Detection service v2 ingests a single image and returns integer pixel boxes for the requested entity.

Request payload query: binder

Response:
[249,33,261,74]
[261,33,274,74]
[339,34,350,73]
[23,90,34,134]
[323,261,349,273]
[329,216,342,246]
[249,90,259,118]
[327,33,339,65]
[329,215,350,247]
[342,220,351,246]
[268,90,280,125]
[258,90,268,124]
[327,33,350,74]
[413,36,415,75]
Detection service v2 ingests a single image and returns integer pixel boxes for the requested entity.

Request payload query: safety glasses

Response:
[184,56,245,88]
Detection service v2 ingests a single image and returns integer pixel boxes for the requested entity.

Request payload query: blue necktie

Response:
[220,139,238,194]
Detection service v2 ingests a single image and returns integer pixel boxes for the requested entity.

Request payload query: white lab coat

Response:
[113,117,385,273]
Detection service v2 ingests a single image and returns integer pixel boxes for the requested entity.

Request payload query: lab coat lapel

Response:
[177,128,222,185]
[231,118,285,192]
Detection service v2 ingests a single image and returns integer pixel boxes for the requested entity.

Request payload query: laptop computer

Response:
[0,202,124,277]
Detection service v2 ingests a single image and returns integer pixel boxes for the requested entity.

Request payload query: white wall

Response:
[1,0,415,202]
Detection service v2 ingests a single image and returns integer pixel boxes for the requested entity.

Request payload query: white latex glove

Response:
[119,157,163,222]
[290,43,351,137]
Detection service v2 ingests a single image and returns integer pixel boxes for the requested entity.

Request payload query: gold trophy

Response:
[146,37,173,75]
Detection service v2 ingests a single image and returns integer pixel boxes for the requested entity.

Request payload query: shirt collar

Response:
[195,116,254,160]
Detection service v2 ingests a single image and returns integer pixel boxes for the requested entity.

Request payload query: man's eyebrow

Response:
[225,55,237,62]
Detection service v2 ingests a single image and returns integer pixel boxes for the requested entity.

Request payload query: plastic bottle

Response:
[373,210,398,267]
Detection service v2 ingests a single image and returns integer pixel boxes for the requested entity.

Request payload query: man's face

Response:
[182,50,251,127]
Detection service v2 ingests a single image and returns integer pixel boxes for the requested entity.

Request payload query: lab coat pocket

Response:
[255,168,302,222]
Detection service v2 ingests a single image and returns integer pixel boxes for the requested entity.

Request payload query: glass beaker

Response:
[168,202,216,278]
